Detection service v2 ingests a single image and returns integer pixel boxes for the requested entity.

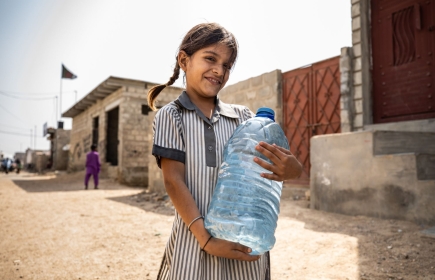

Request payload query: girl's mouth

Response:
[206,77,221,85]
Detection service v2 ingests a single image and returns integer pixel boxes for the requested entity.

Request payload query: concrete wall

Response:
[340,47,355,133]
[53,129,70,170]
[364,118,435,133]
[310,131,435,225]
[34,151,50,173]
[219,70,284,126]
[69,82,181,187]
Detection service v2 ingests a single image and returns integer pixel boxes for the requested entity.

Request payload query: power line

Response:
[0,129,46,138]
[0,91,56,100]
[0,89,76,96]
[0,103,29,125]
[0,123,31,131]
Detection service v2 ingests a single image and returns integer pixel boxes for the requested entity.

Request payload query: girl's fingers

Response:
[233,243,252,254]
[272,143,293,155]
[231,243,261,261]
[255,142,281,163]
[206,238,261,261]
[254,141,302,181]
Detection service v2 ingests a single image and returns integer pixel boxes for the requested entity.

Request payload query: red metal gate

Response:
[371,0,435,123]
[282,56,341,185]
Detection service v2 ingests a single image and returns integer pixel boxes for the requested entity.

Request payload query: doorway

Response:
[106,107,119,166]
[92,116,99,146]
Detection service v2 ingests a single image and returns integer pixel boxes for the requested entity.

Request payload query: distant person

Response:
[84,144,101,190]
[15,158,21,174]
[2,158,12,174]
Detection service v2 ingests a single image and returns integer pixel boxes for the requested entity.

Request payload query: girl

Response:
[148,23,302,280]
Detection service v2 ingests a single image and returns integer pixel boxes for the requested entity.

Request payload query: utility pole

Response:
[34,125,36,150]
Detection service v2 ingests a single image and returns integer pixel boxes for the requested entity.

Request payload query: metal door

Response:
[371,0,435,123]
[283,56,341,185]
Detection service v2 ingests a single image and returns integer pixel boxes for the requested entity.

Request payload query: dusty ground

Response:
[0,171,434,280]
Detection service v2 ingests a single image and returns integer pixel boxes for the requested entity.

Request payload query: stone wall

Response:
[219,70,284,125]
[350,0,372,131]
[339,47,355,133]
[53,129,70,170]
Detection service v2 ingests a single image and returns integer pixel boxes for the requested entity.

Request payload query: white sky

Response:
[0,0,351,157]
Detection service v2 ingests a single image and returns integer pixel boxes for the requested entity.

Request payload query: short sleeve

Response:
[152,105,185,168]
[230,104,254,123]
[242,106,255,121]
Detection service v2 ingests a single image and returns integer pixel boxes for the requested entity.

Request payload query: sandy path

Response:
[0,171,434,279]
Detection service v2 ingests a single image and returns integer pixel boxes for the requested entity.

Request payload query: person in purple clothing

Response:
[85,144,101,190]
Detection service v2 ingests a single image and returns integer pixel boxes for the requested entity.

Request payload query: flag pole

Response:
[55,96,58,126]
[59,76,63,125]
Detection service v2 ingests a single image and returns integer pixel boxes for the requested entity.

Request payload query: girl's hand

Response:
[254,141,303,181]
[203,237,261,262]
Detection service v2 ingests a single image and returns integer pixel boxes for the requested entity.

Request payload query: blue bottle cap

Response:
[255,107,275,121]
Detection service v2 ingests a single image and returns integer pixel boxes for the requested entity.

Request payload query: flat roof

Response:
[62,76,158,118]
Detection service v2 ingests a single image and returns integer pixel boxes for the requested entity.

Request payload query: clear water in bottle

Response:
[204,107,290,255]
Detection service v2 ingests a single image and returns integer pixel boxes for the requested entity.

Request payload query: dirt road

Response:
[0,171,434,279]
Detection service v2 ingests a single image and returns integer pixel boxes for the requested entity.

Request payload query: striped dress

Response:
[152,91,270,280]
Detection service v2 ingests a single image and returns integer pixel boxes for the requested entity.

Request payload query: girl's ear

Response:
[178,50,189,72]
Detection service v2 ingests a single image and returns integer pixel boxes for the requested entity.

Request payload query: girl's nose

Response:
[213,64,226,76]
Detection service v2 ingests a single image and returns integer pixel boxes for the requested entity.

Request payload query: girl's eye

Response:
[205,56,216,62]
[223,63,232,70]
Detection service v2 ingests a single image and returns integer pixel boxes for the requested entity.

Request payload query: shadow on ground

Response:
[10,170,127,193]
[281,187,435,280]
[107,191,175,216]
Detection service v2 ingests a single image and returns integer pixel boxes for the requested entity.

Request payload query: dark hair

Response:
[91,144,97,151]
[147,22,238,111]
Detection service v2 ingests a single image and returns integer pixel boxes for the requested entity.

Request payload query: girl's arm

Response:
[160,157,260,262]
[254,141,303,181]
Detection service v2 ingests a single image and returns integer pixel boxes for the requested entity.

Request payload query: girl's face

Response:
[179,43,234,100]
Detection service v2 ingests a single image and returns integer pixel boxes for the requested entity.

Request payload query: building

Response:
[62,76,183,186]
[151,0,435,225]
[24,148,51,173]
[13,152,25,164]
[309,0,435,224]
[46,127,71,171]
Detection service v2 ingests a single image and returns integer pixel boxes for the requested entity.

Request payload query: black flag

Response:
[61,64,77,79]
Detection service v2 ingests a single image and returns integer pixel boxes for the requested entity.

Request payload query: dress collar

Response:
[176,91,240,120]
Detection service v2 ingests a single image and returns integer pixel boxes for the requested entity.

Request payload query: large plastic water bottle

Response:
[204,107,290,255]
